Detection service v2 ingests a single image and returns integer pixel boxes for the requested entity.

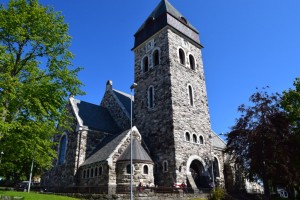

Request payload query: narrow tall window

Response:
[213,158,220,178]
[87,169,90,178]
[193,134,197,143]
[188,85,194,106]
[153,49,159,66]
[91,168,94,178]
[163,160,168,172]
[83,170,86,179]
[199,135,204,144]
[58,135,67,165]
[143,165,149,174]
[143,56,149,72]
[185,132,190,142]
[99,166,103,176]
[95,167,98,176]
[148,86,154,109]
[179,48,185,65]
[189,54,195,70]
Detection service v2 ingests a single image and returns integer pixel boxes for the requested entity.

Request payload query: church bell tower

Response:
[133,0,214,187]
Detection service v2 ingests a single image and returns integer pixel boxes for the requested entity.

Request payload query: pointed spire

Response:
[133,0,200,49]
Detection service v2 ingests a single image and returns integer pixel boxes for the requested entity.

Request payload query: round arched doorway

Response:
[189,160,210,188]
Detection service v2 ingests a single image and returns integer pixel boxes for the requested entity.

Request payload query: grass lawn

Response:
[0,191,79,200]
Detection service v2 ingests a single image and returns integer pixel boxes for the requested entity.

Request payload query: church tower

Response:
[133,0,218,188]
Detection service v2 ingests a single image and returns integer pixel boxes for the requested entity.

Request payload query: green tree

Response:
[226,89,298,199]
[282,78,300,184]
[0,0,84,182]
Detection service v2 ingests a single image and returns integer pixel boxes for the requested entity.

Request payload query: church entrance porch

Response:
[186,156,211,193]
[190,160,210,189]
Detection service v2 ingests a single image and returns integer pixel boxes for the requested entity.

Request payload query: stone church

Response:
[42,0,226,194]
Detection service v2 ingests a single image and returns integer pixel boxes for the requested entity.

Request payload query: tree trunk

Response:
[263,179,271,200]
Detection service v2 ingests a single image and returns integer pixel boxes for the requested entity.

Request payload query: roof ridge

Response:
[112,89,132,100]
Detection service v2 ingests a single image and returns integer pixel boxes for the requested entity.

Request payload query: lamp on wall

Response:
[130,83,137,200]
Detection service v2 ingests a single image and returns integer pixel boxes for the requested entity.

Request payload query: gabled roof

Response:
[81,128,130,166]
[118,139,153,163]
[70,98,120,133]
[112,89,133,116]
[211,132,226,150]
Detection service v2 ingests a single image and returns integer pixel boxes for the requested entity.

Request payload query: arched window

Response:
[126,164,131,174]
[193,134,197,143]
[199,135,204,144]
[99,166,103,176]
[87,169,90,178]
[95,167,98,177]
[189,54,195,70]
[143,56,149,72]
[148,86,154,109]
[143,165,149,174]
[188,85,194,106]
[163,160,168,173]
[153,49,160,66]
[213,157,220,178]
[185,132,190,142]
[179,48,185,65]
[91,168,94,178]
[83,170,86,179]
[58,134,67,165]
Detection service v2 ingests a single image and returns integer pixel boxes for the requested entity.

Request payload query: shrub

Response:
[210,187,226,200]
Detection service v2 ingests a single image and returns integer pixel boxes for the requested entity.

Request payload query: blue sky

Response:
[4,0,300,135]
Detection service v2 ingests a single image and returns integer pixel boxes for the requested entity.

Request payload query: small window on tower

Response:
[153,49,160,66]
[143,56,149,73]
[189,54,195,70]
[199,135,204,144]
[193,134,197,143]
[148,86,154,109]
[163,160,168,173]
[185,132,190,142]
[188,85,194,106]
[179,48,185,65]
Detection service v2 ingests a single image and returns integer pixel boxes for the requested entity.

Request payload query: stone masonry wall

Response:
[167,29,213,182]
[101,82,130,131]
[133,27,176,186]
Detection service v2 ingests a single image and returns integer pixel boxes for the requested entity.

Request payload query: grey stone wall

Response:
[167,29,213,181]
[78,161,109,187]
[42,102,110,189]
[116,162,154,187]
[101,82,130,131]
[133,27,176,186]
[133,26,225,188]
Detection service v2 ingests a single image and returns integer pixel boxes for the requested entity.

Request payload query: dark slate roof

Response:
[136,0,197,34]
[118,139,153,163]
[81,129,130,166]
[71,98,120,133]
[134,0,199,48]
[112,89,133,115]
